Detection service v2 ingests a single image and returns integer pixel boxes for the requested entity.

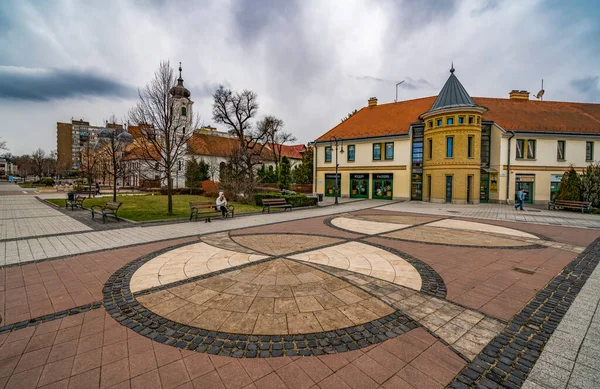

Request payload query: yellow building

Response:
[314,66,600,205]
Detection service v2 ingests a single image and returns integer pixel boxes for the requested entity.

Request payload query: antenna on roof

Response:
[395,80,405,102]
[534,79,545,101]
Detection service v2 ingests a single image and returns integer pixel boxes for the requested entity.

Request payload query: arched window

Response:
[181,106,187,116]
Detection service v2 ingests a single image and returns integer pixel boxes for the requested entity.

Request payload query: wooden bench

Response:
[548,200,592,213]
[190,201,234,222]
[66,195,86,211]
[262,198,292,214]
[91,201,122,223]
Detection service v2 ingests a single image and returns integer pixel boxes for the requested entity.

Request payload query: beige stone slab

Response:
[428,219,539,239]
[167,303,210,325]
[296,296,324,312]
[254,313,288,335]
[287,312,323,334]
[223,295,255,313]
[248,297,274,314]
[274,298,299,314]
[338,304,380,324]
[151,297,189,316]
[185,288,219,305]
[219,312,258,333]
[332,288,364,305]
[258,285,294,298]
[313,309,355,330]
[313,293,346,309]
[190,308,232,329]
[223,282,261,297]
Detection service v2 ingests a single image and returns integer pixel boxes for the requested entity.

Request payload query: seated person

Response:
[216,192,228,218]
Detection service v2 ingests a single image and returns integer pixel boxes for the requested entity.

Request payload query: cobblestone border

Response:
[448,237,600,389]
[103,240,420,357]
[0,301,103,334]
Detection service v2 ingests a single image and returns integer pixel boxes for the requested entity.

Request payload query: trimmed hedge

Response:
[254,192,318,207]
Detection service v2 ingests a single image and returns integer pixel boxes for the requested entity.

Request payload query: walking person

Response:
[216,192,228,218]
[514,187,525,211]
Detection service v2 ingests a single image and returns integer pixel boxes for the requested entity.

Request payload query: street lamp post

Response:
[329,136,344,205]
[98,124,134,202]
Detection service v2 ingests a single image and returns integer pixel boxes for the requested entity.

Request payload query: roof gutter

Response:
[506,131,515,204]
[314,133,410,145]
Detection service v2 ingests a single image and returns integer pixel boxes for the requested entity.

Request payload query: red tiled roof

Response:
[268,144,306,160]
[187,133,240,157]
[316,97,600,141]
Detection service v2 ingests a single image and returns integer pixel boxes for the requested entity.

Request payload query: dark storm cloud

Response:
[570,76,600,101]
[0,67,136,101]
[385,0,459,33]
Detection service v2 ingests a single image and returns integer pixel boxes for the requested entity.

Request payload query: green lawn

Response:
[47,194,262,222]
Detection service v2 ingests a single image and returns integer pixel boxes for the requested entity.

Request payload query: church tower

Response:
[169,62,193,188]
[169,62,193,138]
[420,65,487,204]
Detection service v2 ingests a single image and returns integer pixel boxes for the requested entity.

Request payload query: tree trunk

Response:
[166,169,173,214]
[112,150,118,202]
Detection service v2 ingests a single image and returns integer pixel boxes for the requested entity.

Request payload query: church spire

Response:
[450,62,455,74]
[178,62,183,81]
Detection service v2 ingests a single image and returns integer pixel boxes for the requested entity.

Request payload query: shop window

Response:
[468,116,474,124]
[527,139,536,159]
[447,117,454,125]
[467,136,473,158]
[586,142,594,161]
[557,140,565,160]
[427,138,433,159]
[446,137,454,158]
[373,143,382,160]
[347,145,355,162]
[325,146,332,162]
[458,116,464,124]
[436,119,442,126]
[385,142,394,160]
[516,139,525,159]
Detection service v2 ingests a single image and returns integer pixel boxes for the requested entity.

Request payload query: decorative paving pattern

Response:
[428,219,541,240]
[329,216,408,235]
[230,233,344,256]
[289,241,423,291]
[199,231,258,254]
[354,213,443,225]
[103,245,420,357]
[129,242,268,293]
[448,237,600,389]
[137,259,397,335]
[383,225,538,248]
[307,262,505,361]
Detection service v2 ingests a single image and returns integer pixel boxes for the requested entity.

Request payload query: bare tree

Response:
[31,148,47,178]
[258,115,297,171]
[0,138,7,152]
[128,61,200,214]
[45,150,58,177]
[208,161,219,182]
[212,85,269,197]
[94,116,133,201]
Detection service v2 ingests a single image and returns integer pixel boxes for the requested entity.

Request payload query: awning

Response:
[481,167,498,173]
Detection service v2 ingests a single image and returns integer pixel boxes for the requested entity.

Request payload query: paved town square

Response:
[0,183,598,389]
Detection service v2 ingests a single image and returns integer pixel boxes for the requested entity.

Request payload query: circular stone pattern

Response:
[329,215,544,248]
[103,237,424,357]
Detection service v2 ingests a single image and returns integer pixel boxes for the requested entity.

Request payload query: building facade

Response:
[314,66,600,204]
[57,120,102,173]
[0,158,16,180]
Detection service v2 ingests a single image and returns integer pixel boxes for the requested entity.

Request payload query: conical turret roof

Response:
[428,64,476,112]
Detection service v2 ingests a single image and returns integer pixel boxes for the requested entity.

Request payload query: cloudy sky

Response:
[1,0,599,155]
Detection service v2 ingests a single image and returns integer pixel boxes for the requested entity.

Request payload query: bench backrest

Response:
[105,202,122,211]
[75,195,86,201]
[262,198,287,205]
[555,200,591,205]
[190,201,213,208]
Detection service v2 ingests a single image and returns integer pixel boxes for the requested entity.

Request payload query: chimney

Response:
[368,97,378,107]
[509,90,530,100]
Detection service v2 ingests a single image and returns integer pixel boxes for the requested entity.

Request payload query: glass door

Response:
[372,174,393,200]
[411,173,423,201]
[445,176,453,203]
[324,174,341,197]
[350,174,369,198]
[515,182,534,204]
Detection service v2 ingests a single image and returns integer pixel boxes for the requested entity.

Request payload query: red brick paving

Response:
[0,237,198,326]
[0,311,465,388]
[366,236,579,321]
[230,216,362,239]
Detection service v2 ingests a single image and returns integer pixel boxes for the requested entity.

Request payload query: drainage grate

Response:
[512,267,536,275]
[447,210,461,214]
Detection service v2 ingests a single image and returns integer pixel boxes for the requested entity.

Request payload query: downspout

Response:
[313,144,318,195]
[506,131,515,204]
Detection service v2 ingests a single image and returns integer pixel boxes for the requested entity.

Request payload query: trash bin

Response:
[317,193,324,202]
[67,192,75,202]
